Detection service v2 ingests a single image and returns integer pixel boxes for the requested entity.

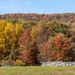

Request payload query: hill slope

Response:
[0,13,75,23]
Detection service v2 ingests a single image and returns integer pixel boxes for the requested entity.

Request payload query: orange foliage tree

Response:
[50,33,74,61]
[18,29,39,65]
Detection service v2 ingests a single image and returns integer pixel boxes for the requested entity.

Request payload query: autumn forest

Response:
[0,13,75,66]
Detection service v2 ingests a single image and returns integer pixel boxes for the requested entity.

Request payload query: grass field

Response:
[0,66,75,75]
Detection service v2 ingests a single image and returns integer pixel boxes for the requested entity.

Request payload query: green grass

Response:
[0,66,75,75]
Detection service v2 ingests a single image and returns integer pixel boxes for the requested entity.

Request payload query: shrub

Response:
[14,59,24,66]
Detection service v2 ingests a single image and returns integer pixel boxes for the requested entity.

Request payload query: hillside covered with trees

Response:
[0,13,75,66]
[0,13,75,23]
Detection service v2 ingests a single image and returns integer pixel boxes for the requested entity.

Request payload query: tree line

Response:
[0,19,75,66]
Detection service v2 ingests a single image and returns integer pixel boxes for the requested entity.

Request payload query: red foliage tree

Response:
[50,33,74,61]
[21,41,39,65]
[18,29,39,65]
[18,29,31,46]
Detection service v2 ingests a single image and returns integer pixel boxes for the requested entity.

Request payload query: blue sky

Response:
[0,0,75,14]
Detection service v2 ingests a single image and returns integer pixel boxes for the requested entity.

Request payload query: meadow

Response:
[0,66,75,75]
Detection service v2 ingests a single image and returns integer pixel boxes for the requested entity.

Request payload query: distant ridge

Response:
[0,13,75,23]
